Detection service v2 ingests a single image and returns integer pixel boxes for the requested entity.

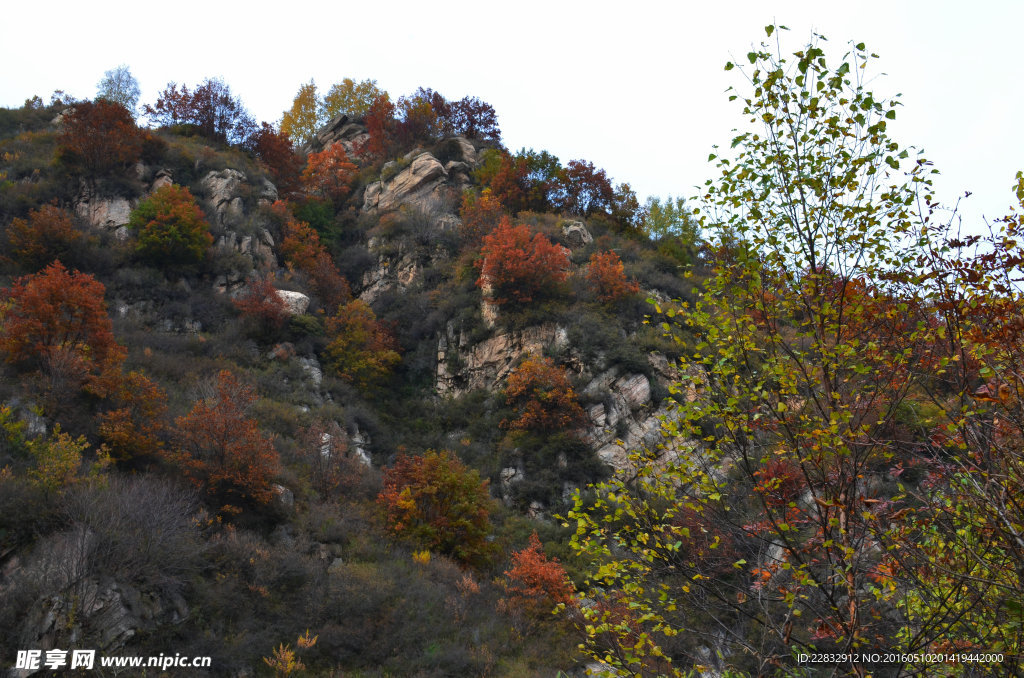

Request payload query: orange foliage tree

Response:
[500,532,575,625]
[301,143,358,205]
[97,370,168,465]
[503,356,586,433]
[274,201,351,310]
[173,370,279,507]
[377,449,494,566]
[0,261,122,374]
[324,299,400,390]
[6,204,83,270]
[361,94,396,160]
[57,99,142,183]
[586,250,639,303]
[477,217,570,307]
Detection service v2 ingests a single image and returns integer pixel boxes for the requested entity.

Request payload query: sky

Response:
[2,1,1021,228]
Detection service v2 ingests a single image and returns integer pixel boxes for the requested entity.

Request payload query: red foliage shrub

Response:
[500,532,575,620]
[6,204,83,270]
[97,370,168,464]
[274,201,351,310]
[57,99,142,181]
[477,217,570,307]
[458,188,505,244]
[232,274,289,331]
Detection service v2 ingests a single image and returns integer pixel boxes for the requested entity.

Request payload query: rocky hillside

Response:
[0,91,699,677]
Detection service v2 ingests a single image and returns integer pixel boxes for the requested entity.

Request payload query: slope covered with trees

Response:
[0,29,1020,678]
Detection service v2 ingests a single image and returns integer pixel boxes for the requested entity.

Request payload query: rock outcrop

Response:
[199,169,277,229]
[436,323,569,397]
[303,114,369,157]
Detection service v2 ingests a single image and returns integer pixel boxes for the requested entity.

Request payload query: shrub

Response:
[129,184,213,270]
[378,449,495,566]
[499,532,575,630]
[301,143,358,205]
[586,249,640,303]
[5,204,84,270]
[503,356,586,433]
[477,217,570,307]
[324,300,400,391]
[56,99,142,183]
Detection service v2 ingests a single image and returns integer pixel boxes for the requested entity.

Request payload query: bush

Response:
[378,449,495,566]
[129,184,213,271]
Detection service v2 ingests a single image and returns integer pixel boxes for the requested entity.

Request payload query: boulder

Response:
[274,289,310,316]
[562,220,593,249]
[75,195,133,230]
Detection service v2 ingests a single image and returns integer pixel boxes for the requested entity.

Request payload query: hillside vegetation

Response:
[0,27,1022,678]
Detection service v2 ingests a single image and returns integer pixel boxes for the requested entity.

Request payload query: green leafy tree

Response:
[324,299,400,390]
[129,184,212,270]
[567,27,956,676]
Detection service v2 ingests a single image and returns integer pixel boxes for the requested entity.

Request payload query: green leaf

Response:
[747,52,758,64]
[725,61,734,71]
[765,25,775,37]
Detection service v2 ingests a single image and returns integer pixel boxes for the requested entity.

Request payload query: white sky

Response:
[2,1,1021,228]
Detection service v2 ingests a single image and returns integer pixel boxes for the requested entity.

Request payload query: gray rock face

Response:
[75,195,133,231]
[214,228,278,271]
[436,323,569,397]
[363,152,450,214]
[200,169,277,229]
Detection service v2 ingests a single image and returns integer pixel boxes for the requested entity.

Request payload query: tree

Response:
[324,299,400,390]
[144,78,255,145]
[6,204,83,270]
[585,250,639,304]
[96,65,141,115]
[641,195,703,265]
[558,159,614,217]
[323,78,385,120]
[129,184,213,269]
[232,274,289,334]
[57,99,142,183]
[97,370,168,465]
[360,93,396,160]
[458,188,505,244]
[567,28,952,676]
[0,261,121,372]
[503,356,586,433]
[301,143,358,205]
[499,532,575,633]
[247,122,303,199]
[274,201,351,309]
[477,217,570,307]
[377,449,494,566]
[448,96,501,143]
[279,80,322,146]
[173,370,279,508]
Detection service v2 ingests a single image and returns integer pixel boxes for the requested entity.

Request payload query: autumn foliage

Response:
[377,449,494,566]
[144,78,255,145]
[586,250,639,303]
[500,532,575,623]
[0,261,121,371]
[129,184,213,269]
[248,122,303,199]
[274,202,351,310]
[173,370,279,507]
[232,274,289,332]
[97,370,168,464]
[458,188,505,244]
[503,356,586,433]
[6,204,83,270]
[301,143,358,204]
[57,99,142,181]
[477,217,570,307]
[324,299,400,390]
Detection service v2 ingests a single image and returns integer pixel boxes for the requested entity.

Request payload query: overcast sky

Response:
[2,1,1021,228]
